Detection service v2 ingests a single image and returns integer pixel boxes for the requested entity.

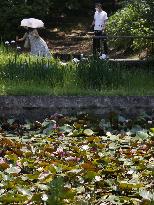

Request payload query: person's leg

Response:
[93,31,101,55]
[102,33,108,55]
[97,31,102,53]
[93,32,97,55]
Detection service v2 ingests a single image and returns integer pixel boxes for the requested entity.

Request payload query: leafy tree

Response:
[0,0,117,39]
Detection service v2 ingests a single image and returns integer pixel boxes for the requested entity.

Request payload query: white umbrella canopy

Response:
[21,18,44,28]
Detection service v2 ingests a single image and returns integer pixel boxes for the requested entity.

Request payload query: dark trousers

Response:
[93,31,108,55]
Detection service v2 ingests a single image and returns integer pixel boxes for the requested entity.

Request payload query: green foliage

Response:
[0,0,92,39]
[107,0,154,51]
[0,46,154,96]
[47,177,65,205]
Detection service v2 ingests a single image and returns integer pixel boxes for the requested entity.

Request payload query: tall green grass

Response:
[0,45,153,96]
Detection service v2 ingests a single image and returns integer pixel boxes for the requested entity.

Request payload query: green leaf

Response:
[17,187,32,196]
[37,184,49,191]
[136,131,149,139]
[83,129,94,136]
[5,166,21,174]
[84,171,97,180]
[59,124,73,133]
[150,128,154,133]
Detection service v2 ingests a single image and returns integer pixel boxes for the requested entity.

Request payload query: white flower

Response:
[81,145,89,151]
[23,162,28,166]
[98,152,104,157]
[95,176,102,182]
[60,62,67,66]
[17,46,21,50]
[72,58,80,63]
[106,131,112,136]
[56,147,64,153]
[5,41,9,45]
[65,156,75,161]
[127,170,134,175]
[5,165,21,174]
[37,167,43,172]
[85,194,91,200]
[11,40,15,44]
[41,193,48,201]
[99,54,106,60]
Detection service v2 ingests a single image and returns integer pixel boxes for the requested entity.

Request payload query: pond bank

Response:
[0,96,153,120]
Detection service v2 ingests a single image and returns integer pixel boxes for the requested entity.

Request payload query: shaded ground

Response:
[43,15,152,60]
[45,29,145,60]
[46,29,93,56]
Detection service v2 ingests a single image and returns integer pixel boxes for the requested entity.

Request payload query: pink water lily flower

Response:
[0,158,5,164]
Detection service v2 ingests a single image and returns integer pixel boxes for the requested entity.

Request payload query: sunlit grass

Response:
[0,45,153,96]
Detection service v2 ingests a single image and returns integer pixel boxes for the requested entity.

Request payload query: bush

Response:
[106,0,154,52]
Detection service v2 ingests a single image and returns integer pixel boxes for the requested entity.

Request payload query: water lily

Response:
[65,156,75,161]
[106,131,112,136]
[37,167,44,172]
[0,158,5,164]
[38,171,50,180]
[41,193,48,201]
[53,123,57,129]
[65,156,80,161]
[81,144,89,151]
[94,176,102,182]
[5,164,21,174]
[127,169,135,175]
[56,147,64,153]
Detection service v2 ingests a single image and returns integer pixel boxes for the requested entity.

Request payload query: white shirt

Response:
[94,10,108,31]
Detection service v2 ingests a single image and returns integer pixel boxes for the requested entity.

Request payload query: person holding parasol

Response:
[16,18,51,58]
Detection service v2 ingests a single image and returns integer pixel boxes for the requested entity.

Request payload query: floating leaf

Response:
[37,184,49,191]
[5,166,21,174]
[150,128,154,133]
[17,187,32,196]
[136,131,149,139]
[83,129,94,136]
[59,124,73,133]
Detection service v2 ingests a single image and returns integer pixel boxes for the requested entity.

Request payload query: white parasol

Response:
[21,18,44,28]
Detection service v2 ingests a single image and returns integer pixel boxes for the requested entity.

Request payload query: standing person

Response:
[91,3,108,57]
[16,27,51,58]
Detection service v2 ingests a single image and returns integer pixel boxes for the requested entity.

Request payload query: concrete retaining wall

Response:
[0,96,153,120]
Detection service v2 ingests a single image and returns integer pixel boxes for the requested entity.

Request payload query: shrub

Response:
[106,0,154,52]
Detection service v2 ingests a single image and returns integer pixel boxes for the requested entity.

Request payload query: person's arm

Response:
[103,13,108,32]
[16,33,28,42]
[91,13,95,28]
[91,19,95,28]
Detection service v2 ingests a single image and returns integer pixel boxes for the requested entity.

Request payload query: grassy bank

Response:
[0,45,154,96]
